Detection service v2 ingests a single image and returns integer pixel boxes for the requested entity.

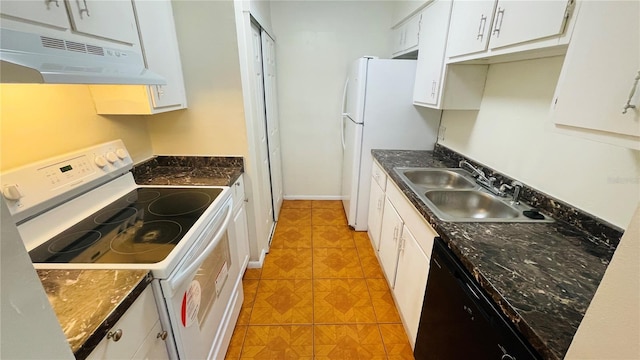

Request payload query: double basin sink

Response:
[394,167,553,223]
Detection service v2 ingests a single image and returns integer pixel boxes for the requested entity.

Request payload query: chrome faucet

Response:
[499,181,523,204]
[459,160,503,195]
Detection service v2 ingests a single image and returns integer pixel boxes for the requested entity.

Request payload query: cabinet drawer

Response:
[371,161,387,191]
[87,287,159,360]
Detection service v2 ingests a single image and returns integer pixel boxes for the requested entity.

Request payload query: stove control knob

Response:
[106,151,118,164]
[116,148,128,160]
[3,184,23,201]
[95,155,108,168]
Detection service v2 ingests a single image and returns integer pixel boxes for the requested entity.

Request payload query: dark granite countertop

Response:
[372,147,623,360]
[37,269,152,360]
[132,156,244,186]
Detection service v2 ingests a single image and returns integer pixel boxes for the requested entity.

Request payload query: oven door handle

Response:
[169,200,233,290]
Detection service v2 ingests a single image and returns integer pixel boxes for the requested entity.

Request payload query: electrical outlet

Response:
[438,126,447,141]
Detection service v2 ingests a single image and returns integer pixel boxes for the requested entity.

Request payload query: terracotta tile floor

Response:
[225,200,415,360]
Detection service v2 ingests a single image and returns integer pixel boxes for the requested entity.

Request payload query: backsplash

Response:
[433,144,624,250]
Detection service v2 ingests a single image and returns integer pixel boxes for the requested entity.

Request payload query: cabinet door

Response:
[394,225,430,347]
[367,177,385,251]
[233,203,250,272]
[446,0,496,58]
[131,321,170,360]
[403,13,422,53]
[488,0,569,50]
[413,0,453,107]
[378,198,403,288]
[135,0,186,110]
[552,0,640,147]
[0,0,70,29]
[87,287,159,360]
[67,0,139,44]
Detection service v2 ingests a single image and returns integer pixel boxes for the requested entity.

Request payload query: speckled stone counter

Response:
[133,156,244,186]
[372,146,623,360]
[37,269,152,360]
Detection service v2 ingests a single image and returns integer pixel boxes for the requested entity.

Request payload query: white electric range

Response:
[2,140,243,360]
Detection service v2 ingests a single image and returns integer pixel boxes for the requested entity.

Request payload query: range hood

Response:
[0,28,166,85]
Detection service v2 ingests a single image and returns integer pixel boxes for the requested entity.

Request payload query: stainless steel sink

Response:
[424,190,520,221]
[393,167,554,223]
[394,168,477,190]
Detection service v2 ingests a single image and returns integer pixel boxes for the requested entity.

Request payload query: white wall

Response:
[146,0,248,157]
[270,1,395,198]
[0,84,153,171]
[439,56,640,228]
[566,205,640,359]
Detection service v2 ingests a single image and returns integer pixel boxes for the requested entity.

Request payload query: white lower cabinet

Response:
[378,199,403,288]
[367,176,385,251]
[394,225,430,347]
[87,287,169,360]
[231,175,250,273]
[368,164,438,348]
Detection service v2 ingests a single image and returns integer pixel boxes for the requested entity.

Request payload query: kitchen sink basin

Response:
[424,190,520,220]
[393,167,554,223]
[394,168,477,190]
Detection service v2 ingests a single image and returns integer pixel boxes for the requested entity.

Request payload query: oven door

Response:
[158,198,241,359]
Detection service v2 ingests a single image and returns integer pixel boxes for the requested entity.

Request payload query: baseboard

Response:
[283,195,342,200]
[247,248,266,268]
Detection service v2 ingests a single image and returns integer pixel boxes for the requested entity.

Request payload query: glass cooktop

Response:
[29,187,223,264]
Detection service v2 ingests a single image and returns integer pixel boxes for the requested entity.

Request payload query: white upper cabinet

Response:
[551,0,640,149]
[446,0,575,62]
[90,0,187,114]
[392,13,422,57]
[413,0,488,110]
[445,0,495,58]
[66,0,139,44]
[488,0,570,50]
[1,0,139,47]
[0,1,70,29]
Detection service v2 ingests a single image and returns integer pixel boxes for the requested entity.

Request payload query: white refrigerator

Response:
[341,57,441,231]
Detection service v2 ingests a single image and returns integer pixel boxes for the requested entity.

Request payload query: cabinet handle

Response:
[157,331,168,341]
[492,7,505,37]
[78,0,90,18]
[622,70,640,114]
[476,15,487,40]
[377,198,382,211]
[392,226,398,243]
[107,329,123,342]
[431,80,437,98]
[46,0,59,8]
[155,85,165,98]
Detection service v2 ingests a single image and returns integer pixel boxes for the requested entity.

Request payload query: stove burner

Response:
[48,230,102,254]
[148,191,212,216]
[94,207,138,225]
[127,190,161,203]
[110,220,182,255]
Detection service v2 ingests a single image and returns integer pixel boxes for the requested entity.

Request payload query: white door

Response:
[0,0,70,29]
[367,178,385,250]
[341,116,363,225]
[66,0,139,44]
[250,23,275,240]
[261,30,283,221]
[413,0,452,107]
[446,0,496,58]
[378,199,403,288]
[488,0,569,50]
[344,58,367,124]
[394,225,430,346]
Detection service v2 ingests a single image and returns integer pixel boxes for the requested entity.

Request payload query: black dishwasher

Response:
[414,237,540,360]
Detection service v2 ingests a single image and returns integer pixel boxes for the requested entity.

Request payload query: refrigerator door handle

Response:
[340,78,349,150]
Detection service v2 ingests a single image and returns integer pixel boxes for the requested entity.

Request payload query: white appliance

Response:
[2,140,242,360]
[341,57,441,231]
